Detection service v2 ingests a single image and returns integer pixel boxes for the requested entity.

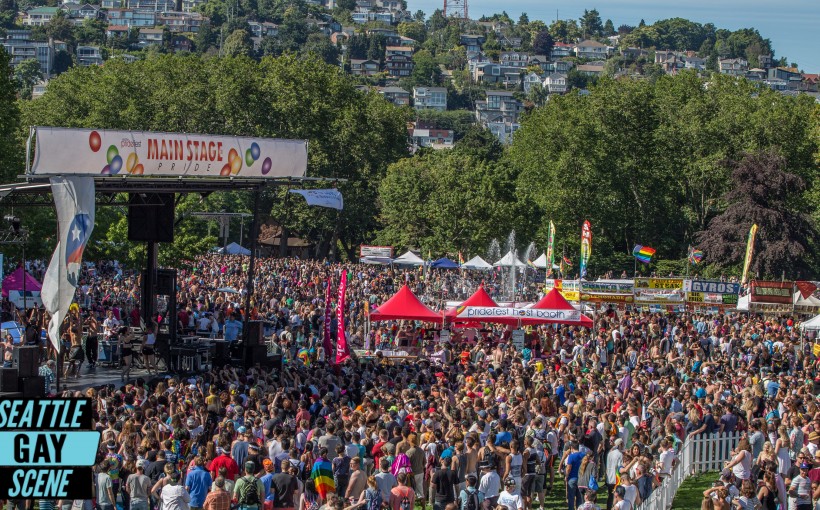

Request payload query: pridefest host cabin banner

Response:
[30,127,308,178]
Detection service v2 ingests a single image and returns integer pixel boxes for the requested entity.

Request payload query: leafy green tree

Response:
[14,58,42,99]
[397,21,426,43]
[409,49,440,86]
[549,19,580,43]
[426,9,447,32]
[44,12,75,48]
[222,28,253,56]
[73,18,107,46]
[579,9,603,38]
[617,24,634,35]
[52,49,73,74]
[301,32,338,65]
[0,48,22,182]
[696,150,817,278]
[603,19,615,36]
[413,10,424,22]
[531,30,553,56]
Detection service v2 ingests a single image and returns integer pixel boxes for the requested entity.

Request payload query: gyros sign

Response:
[455,306,581,322]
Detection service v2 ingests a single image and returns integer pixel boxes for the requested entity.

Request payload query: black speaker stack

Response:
[127,193,176,243]
[0,346,44,398]
[242,321,270,369]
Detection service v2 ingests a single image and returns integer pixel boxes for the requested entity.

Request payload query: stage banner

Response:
[322,277,333,359]
[749,280,793,304]
[290,189,343,210]
[546,221,555,271]
[335,271,350,364]
[684,280,740,305]
[31,127,307,178]
[579,221,591,278]
[41,176,95,353]
[456,306,581,322]
[634,278,685,289]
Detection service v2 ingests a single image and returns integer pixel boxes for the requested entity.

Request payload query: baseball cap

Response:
[245,461,256,472]
[800,462,812,469]
[504,477,516,486]
[237,426,247,434]
[136,459,146,468]
[187,417,196,427]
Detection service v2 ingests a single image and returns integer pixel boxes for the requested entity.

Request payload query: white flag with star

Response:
[41,176,95,353]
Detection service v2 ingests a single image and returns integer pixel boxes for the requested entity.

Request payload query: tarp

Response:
[431,257,460,269]
[392,250,425,266]
[369,284,442,322]
[801,314,820,331]
[493,251,527,267]
[218,242,251,256]
[445,286,499,320]
[531,288,594,326]
[462,256,493,270]
[2,268,42,298]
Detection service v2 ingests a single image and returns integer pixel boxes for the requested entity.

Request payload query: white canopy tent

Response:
[794,292,820,314]
[493,251,527,267]
[359,256,393,265]
[530,253,559,269]
[392,250,425,266]
[218,242,251,255]
[461,255,493,270]
[801,315,820,331]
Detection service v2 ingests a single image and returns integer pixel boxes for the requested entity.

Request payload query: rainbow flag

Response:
[458,251,464,265]
[297,347,311,366]
[688,247,703,265]
[310,457,335,499]
[632,245,656,264]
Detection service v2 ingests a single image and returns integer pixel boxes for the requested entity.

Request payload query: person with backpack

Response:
[234,462,265,510]
[389,472,416,510]
[457,474,483,510]
[346,476,381,510]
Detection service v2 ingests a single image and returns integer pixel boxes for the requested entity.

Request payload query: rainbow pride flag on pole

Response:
[310,457,335,499]
[632,245,656,264]
[688,246,703,265]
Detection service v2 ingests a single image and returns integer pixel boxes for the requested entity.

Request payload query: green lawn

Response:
[671,471,719,510]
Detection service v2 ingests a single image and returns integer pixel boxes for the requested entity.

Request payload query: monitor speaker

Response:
[128,193,175,243]
[245,321,264,346]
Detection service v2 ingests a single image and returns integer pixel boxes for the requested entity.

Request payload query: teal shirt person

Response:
[225,318,243,342]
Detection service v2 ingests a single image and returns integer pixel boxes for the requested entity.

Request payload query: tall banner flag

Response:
[322,277,333,359]
[41,176,96,353]
[632,245,656,264]
[289,189,344,210]
[579,220,591,278]
[335,270,350,363]
[741,224,758,284]
[546,221,555,273]
[688,246,704,265]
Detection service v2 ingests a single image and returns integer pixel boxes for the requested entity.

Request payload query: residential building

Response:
[157,11,207,33]
[683,56,706,70]
[409,123,454,149]
[384,53,413,78]
[475,90,523,143]
[398,36,416,47]
[764,78,788,91]
[101,0,124,8]
[349,58,381,77]
[746,68,767,81]
[719,58,748,77]
[22,7,59,26]
[181,0,206,12]
[106,25,130,38]
[413,86,447,110]
[107,9,156,28]
[377,86,410,106]
[522,71,543,94]
[472,61,501,83]
[31,80,48,98]
[758,54,773,69]
[543,73,567,94]
[500,35,522,49]
[500,51,528,68]
[60,2,101,19]
[352,9,392,24]
[138,28,163,45]
[128,0,175,11]
[459,34,485,53]
[248,21,279,38]
[171,35,192,51]
[500,69,522,89]
[574,39,608,59]
[800,74,819,93]
[1,36,55,76]
[376,0,402,10]
[655,50,684,74]
[576,63,604,77]
[543,59,573,76]
[768,67,802,90]
[551,42,573,59]
[527,54,549,71]
[621,47,648,60]
[76,45,103,66]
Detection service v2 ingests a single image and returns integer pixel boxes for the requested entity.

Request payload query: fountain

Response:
[487,238,501,262]
[505,231,516,302]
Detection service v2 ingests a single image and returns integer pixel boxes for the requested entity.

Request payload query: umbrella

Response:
[216,287,240,294]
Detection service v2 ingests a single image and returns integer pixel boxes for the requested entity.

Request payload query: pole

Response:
[242,189,261,343]
[22,242,27,313]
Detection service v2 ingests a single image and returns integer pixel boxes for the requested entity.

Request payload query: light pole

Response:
[1,215,29,311]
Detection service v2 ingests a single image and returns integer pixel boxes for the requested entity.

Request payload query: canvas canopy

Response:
[445,286,499,320]
[493,251,527,267]
[794,292,820,314]
[461,256,493,270]
[392,250,425,266]
[431,257,460,269]
[359,256,393,265]
[2,268,42,298]
[531,288,594,326]
[801,315,820,331]
[530,253,559,269]
[369,284,442,322]
[218,242,251,256]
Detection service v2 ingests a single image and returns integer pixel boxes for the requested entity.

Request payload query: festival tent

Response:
[461,256,493,270]
[1,267,42,298]
[531,288,594,327]
[794,292,820,314]
[218,242,251,256]
[369,284,442,322]
[431,257,460,269]
[801,315,820,331]
[530,253,560,270]
[392,250,425,266]
[493,251,527,267]
[445,286,500,321]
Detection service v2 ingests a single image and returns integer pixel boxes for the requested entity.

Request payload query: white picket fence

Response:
[634,431,743,510]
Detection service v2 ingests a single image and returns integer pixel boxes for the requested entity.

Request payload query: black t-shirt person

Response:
[432,467,458,502]
[271,472,298,507]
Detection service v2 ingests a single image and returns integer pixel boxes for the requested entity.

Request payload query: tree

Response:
[549,19,580,43]
[222,28,253,56]
[696,151,817,278]
[579,9,603,38]
[335,0,355,10]
[531,30,553,56]
[52,49,73,74]
[409,49,440,86]
[44,12,75,48]
[0,48,22,182]
[14,58,42,99]
[603,19,615,36]
[617,24,634,35]
[397,21,426,43]
[302,33,338,65]
[413,10,424,22]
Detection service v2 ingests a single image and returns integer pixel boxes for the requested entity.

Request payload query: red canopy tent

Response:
[531,288,594,327]
[369,284,443,322]
[445,286,499,321]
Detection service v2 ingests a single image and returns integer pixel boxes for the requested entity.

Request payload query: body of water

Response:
[412,0,820,73]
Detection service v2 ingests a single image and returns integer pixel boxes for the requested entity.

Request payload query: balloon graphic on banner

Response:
[101,165,111,175]
[261,157,272,175]
[106,145,118,164]
[250,142,260,160]
[109,155,123,174]
[126,153,139,173]
[89,131,101,152]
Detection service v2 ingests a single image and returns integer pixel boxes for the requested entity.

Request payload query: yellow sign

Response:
[634,278,684,290]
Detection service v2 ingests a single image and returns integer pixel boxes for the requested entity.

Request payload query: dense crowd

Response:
[3,255,820,510]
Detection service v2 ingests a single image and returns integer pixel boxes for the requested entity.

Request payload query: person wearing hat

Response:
[126,459,153,510]
[496,478,522,510]
[234,462,265,510]
[186,456,213,510]
[477,462,500,510]
[789,462,813,510]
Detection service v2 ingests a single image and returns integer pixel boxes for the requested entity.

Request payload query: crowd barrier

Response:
[634,431,743,510]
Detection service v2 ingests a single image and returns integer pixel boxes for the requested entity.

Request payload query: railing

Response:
[634,431,743,510]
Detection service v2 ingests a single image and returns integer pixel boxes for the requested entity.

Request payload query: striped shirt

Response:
[203,488,232,510]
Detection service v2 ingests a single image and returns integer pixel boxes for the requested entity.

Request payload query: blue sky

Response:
[413,0,820,72]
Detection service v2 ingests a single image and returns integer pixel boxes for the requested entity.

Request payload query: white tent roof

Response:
[493,250,527,267]
[801,314,820,331]
[737,293,750,311]
[359,256,393,265]
[794,291,820,313]
[530,253,559,269]
[461,255,493,270]
[218,242,251,255]
[392,250,424,266]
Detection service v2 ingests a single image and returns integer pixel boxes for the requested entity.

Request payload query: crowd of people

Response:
[2,254,820,510]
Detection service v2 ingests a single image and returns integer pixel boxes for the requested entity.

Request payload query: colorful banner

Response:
[684,280,740,305]
[579,280,634,303]
[31,127,308,178]
[749,280,793,304]
[579,220,591,278]
[456,306,581,322]
[633,288,686,304]
[634,278,685,289]
[741,224,758,284]
[322,277,333,359]
[335,271,349,363]
[543,279,580,301]
[360,245,394,258]
[546,221,555,272]
[795,281,818,300]
[289,189,343,210]
[41,176,95,353]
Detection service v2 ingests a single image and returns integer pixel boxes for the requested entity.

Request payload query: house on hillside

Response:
[475,90,523,143]
[22,7,59,26]
[350,58,381,77]
[138,28,163,46]
[413,86,447,110]
[551,42,573,59]
[377,86,410,106]
[460,34,485,53]
[719,58,748,76]
[523,72,543,94]
[76,45,103,65]
[543,73,567,94]
[577,63,604,77]
[500,51,529,68]
[574,39,609,59]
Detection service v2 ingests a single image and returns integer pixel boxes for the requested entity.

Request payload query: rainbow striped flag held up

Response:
[632,245,656,264]
[688,247,704,265]
[310,457,335,499]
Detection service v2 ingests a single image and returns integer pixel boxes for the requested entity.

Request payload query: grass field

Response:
[670,471,719,510]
